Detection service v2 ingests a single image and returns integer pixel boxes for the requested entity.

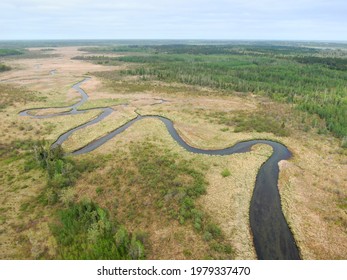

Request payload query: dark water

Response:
[20,78,301,260]
[19,78,115,147]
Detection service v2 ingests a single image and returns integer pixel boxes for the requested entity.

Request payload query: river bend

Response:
[20,78,300,260]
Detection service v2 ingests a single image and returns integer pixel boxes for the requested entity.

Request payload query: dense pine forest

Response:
[76,44,347,139]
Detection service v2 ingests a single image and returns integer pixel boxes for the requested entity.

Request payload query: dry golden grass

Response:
[1,105,101,145]
[77,118,274,259]
[0,46,345,260]
[62,108,137,152]
[73,119,270,259]
[28,108,72,116]
[0,157,50,259]
[199,144,273,259]
[278,140,347,259]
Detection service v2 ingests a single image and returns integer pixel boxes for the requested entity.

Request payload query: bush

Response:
[52,201,145,259]
[59,188,76,206]
[114,226,130,249]
[233,113,290,137]
[0,63,11,72]
[129,235,145,260]
[221,169,231,177]
[30,141,78,205]
[206,223,222,239]
[341,136,347,149]
[32,141,80,203]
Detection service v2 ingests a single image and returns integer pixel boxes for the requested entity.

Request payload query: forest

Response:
[0,41,346,261]
[0,48,23,57]
[77,44,347,139]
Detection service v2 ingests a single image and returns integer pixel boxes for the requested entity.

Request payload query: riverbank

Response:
[0,46,345,259]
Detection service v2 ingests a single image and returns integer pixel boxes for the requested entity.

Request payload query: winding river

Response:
[20,78,300,260]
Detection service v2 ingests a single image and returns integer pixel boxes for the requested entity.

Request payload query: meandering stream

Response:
[20,78,300,260]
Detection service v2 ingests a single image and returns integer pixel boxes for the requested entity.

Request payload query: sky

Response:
[0,0,346,40]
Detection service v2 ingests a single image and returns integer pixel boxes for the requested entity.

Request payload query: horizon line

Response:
[1,38,347,43]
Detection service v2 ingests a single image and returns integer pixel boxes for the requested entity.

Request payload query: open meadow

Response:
[0,42,346,259]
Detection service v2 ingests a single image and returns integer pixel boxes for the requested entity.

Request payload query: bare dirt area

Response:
[0,46,346,260]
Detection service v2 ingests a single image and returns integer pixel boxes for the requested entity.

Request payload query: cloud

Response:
[0,0,346,40]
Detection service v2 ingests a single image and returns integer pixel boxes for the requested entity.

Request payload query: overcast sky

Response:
[0,0,346,40]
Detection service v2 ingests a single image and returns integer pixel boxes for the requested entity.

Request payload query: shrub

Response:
[206,223,222,239]
[0,63,11,72]
[129,235,145,260]
[221,169,231,177]
[341,136,347,149]
[52,201,145,259]
[59,188,76,206]
[32,141,80,203]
